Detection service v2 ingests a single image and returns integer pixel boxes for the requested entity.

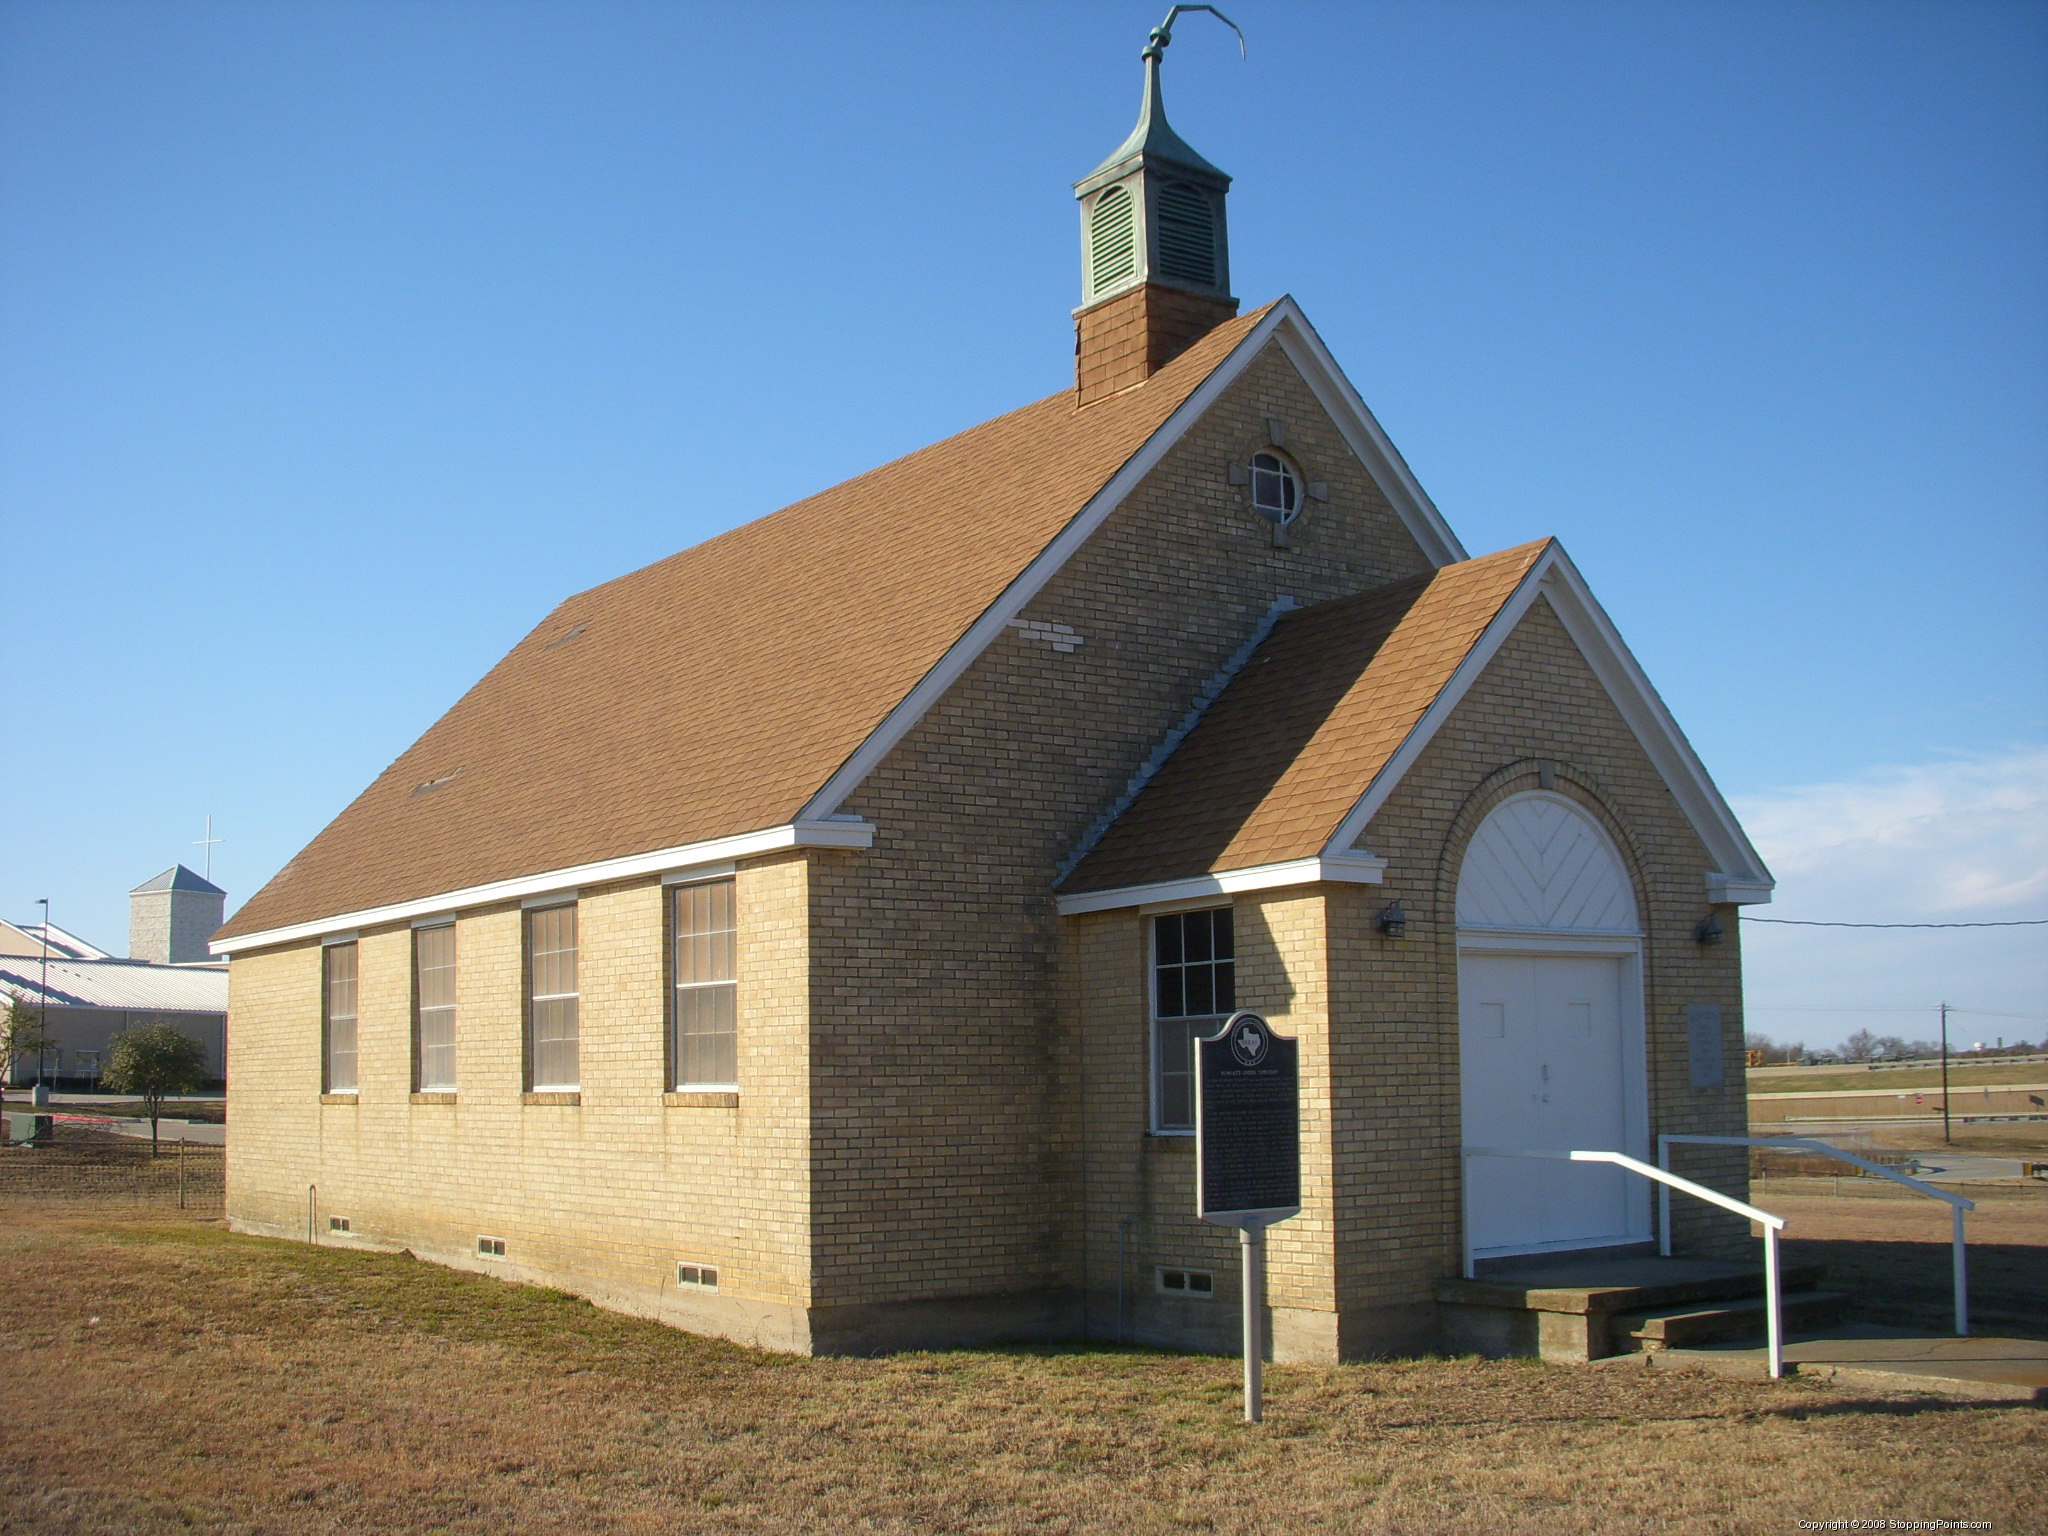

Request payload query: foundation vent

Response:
[1157,1266,1214,1298]
[477,1236,507,1258]
[677,1264,719,1290]
[327,1216,351,1233]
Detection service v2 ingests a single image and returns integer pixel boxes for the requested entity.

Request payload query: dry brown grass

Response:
[1871,1120,2048,1156]
[1,1203,2042,1535]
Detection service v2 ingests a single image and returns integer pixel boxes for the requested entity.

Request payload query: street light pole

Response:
[36,898,51,1100]
[1939,1001,1951,1145]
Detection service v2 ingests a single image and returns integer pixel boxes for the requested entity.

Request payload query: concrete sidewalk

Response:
[6,1109,224,1145]
[1607,1325,2048,1404]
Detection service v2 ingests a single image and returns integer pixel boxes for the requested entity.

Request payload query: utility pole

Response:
[1939,1001,1951,1145]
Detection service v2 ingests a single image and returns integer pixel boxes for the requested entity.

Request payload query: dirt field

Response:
[1760,1176,2048,1338]
[1,1196,2042,1535]
[0,1126,223,1207]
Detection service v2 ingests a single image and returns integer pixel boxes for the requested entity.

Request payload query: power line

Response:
[1746,1004,2048,1022]
[1744,917,2048,929]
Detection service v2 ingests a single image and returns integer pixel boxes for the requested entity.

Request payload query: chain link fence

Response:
[0,1116,223,1212]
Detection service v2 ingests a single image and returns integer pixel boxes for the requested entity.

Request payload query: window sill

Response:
[523,1091,581,1106]
[411,1092,458,1105]
[318,1093,357,1106]
[1145,1129,1195,1141]
[665,1090,739,1108]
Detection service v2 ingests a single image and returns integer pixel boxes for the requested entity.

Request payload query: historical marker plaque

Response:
[1196,1011,1301,1224]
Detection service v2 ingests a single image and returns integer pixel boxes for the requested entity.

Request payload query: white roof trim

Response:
[1269,315,1466,566]
[1710,875,1775,905]
[800,297,1460,822]
[211,818,875,957]
[1055,853,1386,917]
[1318,543,1775,904]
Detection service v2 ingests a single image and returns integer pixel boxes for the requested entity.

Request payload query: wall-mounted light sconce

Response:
[1377,901,1408,938]
[1694,913,1725,946]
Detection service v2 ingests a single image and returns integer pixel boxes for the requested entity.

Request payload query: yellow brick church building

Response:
[214,26,1772,1361]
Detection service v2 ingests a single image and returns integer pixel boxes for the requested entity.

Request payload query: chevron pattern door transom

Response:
[1457,793,1638,933]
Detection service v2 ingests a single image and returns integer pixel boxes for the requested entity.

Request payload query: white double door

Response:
[1459,949,1647,1259]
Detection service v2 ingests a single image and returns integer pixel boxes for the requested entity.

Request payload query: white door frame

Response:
[1458,929,1652,1258]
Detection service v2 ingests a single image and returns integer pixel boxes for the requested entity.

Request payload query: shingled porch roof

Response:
[1060,541,1552,897]
[217,306,1278,945]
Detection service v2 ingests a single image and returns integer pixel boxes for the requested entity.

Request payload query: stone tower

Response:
[129,865,226,965]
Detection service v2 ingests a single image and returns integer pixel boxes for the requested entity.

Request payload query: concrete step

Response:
[1611,1288,1851,1352]
[1435,1256,1827,1319]
[1436,1256,1835,1364]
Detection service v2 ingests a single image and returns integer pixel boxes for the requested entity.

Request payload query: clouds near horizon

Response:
[1732,748,2048,1050]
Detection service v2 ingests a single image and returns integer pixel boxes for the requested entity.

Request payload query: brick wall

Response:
[221,332,1751,1361]
[225,854,818,1350]
[806,339,1436,1339]
[1060,603,1750,1361]
[1325,593,1752,1341]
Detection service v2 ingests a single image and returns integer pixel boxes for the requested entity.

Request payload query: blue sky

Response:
[3,1,2042,1046]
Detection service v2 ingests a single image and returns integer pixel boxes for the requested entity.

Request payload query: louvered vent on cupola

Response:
[1154,183,1216,287]
[1090,184,1139,296]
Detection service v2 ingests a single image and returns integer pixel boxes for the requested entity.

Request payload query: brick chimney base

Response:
[1075,285,1239,405]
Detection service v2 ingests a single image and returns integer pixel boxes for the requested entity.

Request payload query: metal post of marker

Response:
[1196,1012,1299,1429]
[1239,1219,1266,1422]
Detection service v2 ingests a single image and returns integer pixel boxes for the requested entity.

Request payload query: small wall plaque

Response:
[1687,1004,1724,1090]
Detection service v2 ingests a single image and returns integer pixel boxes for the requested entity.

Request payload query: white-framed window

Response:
[1151,907,1235,1132]
[323,940,359,1094]
[413,922,457,1093]
[671,877,737,1089]
[526,903,579,1091]
[1249,451,1301,526]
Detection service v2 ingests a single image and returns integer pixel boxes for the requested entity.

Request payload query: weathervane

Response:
[1144,5,1245,64]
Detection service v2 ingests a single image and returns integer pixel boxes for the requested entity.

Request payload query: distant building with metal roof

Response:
[2,869,228,1088]
[0,919,109,962]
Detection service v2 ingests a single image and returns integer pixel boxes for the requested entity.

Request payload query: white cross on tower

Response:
[194,814,224,883]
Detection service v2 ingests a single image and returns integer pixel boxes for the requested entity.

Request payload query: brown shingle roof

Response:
[1062,540,1551,893]
[219,306,1277,942]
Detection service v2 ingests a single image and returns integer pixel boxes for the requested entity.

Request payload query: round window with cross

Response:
[1249,452,1301,526]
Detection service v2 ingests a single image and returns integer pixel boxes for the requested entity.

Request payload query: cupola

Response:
[1074,7,1242,404]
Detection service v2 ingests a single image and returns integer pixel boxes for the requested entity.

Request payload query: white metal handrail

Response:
[1660,1133,1974,1336]
[1462,1146,1789,1378]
